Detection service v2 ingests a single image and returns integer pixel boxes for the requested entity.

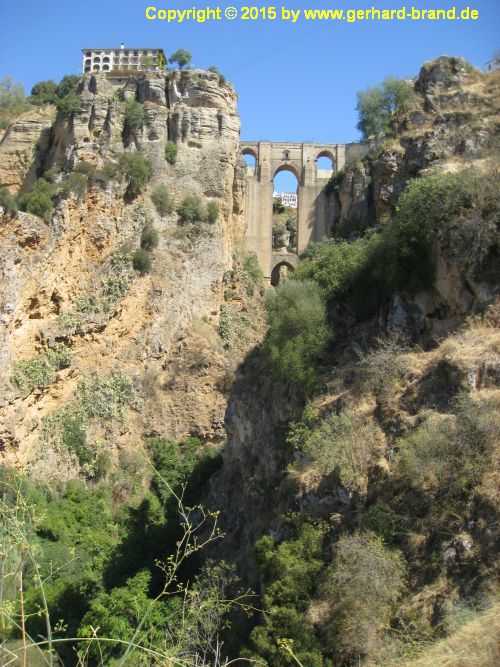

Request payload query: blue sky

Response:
[1,0,498,191]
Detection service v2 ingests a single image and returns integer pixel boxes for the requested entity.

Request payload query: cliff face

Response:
[327,57,499,337]
[0,70,254,478]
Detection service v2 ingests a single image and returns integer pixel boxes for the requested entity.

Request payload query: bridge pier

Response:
[240,140,368,280]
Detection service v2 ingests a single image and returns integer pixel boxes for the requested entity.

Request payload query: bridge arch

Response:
[271,260,296,286]
[273,162,301,181]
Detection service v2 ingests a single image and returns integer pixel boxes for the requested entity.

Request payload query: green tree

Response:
[151,184,172,216]
[177,195,205,222]
[118,152,153,197]
[164,140,178,165]
[30,79,59,105]
[168,49,192,69]
[265,280,330,386]
[0,76,29,128]
[141,224,159,251]
[356,77,416,140]
[56,74,80,98]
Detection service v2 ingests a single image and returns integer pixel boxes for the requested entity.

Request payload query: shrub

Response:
[57,93,81,114]
[29,79,58,105]
[242,252,263,284]
[206,200,219,223]
[56,74,80,98]
[74,161,95,177]
[140,224,159,251]
[165,140,178,164]
[289,408,382,493]
[118,152,153,197]
[42,166,61,183]
[132,247,152,274]
[18,178,57,222]
[11,343,75,393]
[123,98,146,132]
[323,532,406,662]
[0,187,17,216]
[177,195,205,222]
[151,184,172,216]
[395,394,498,496]
[244,523,328,667]
[265,280,330,386]
[59,172,88,199]
[91,161,119,187]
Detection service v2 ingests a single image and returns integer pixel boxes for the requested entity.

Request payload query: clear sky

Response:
[1,0,498,191]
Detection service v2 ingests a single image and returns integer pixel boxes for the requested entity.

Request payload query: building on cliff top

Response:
[81,43,166,74]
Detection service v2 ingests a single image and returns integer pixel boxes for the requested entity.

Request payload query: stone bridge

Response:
[240,140,368,281]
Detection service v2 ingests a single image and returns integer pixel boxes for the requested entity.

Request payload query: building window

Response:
[103,65,110,71]
[86,51,91,57]
[103,56,110,63]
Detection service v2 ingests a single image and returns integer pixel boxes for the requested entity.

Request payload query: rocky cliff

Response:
[0,69,258,479]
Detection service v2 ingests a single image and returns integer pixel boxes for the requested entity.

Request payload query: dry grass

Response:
[401,602,500,667]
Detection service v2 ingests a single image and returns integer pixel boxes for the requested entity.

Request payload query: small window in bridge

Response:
[243,153,256,170]
[316,155,334,171]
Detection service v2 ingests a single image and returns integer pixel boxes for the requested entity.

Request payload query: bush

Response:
[11,343,75,393]
[177,195,205,222]
[242,252,263,284]
[74,161,95,177]
[0,187,17,216]
[132,247,152,274]
[123,98,146,132]
[18,178,57,222]
[323,532,406,662]
[57,93,81,114]
[206,200,219,223]
[244,523,328,667]
[91,161,119,187]
[29,79,58,105]
[151,184,172,216]
[118,152,153,197]
[140,224,159,251]
[395,394,498,496]
[165,140,178,165]
[59,172,88,199]
[265,280,330,386]
[56,74,80,98]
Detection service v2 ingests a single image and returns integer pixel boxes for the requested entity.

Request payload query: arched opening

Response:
[103,65,110,71]
[242,148,257,174]
[103,56,110,63]
[316,151,335,178]
[273,166,298,255]
[93,65,100,71]
[271,261,295,286]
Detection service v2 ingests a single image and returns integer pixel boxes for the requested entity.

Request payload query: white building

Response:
[273,192,298,209]
[81,44,166,74]
[485,56,500,72]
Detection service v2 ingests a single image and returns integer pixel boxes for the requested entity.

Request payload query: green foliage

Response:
[0,76,30,128]
[118,151,153,197]
[297,169,499,317]
[242,252,264,284]
[396,393,498,496]
[323,531,406,662]
[0,187,18,216]
[18,177,57,222]
[132,247,152,274]
[168,49,192,69]
[206,200,219,223]
[56,74,80,98]
[141,224,159,251]
[356,76,416,139]
[177,194,205,222]
[244,523,328,667]
[78,569,168,663]
[151,183,173,216]
[265,280,330,386]
[124,98,146,132]
[11,343,75,393]
[56,92,81,114]
[164,140,178,164]
[74,161,95,177]
[29,79,58,105]
[59,171,88,199]
[92,160,120,187]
